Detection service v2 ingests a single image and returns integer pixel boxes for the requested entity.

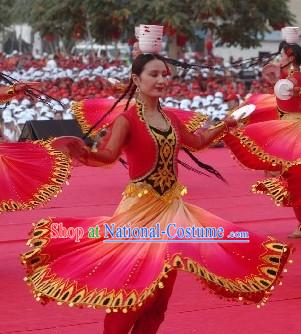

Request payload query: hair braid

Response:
[83,81,133,139]
[124,80,136,111]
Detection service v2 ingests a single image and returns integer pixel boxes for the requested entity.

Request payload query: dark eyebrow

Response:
[148,69,168,74]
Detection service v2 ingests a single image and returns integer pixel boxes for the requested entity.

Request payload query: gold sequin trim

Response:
[71,101,109,137]
[72,99,207,138]
[252,177,291,207]
[122,181,187,202]
[21,219,292,311]
[232,129,301,171]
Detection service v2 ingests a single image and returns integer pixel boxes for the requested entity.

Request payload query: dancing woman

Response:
[21,53,291,334]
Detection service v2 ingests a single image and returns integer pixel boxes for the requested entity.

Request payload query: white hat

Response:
[2,109,12,118]
[282,26,300,44]
[46,112,54,118]
[212,98,222,105]
[191,101,200,109]
[214,92,223,98]
[16,111,27,119]
[192,95,202,103]
[61,98,70,105]
[135,26,140,39]
[138,24,163,53]
[63,113,74,120]
[3,116,13,123]
[13,106,23,115]
[53,105,64,112]
[180,99,191,109]
[21,98,31,106]
[17,118,27,125]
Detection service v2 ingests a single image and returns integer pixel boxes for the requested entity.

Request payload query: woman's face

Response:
[133,59,169,98]
[280,51,288,65]
[279,51,294,78]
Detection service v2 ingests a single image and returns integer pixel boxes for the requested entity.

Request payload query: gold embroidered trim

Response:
[21,218,292,311]
[185,113,207,133]
[122,181,187,202]
[280,112,301,121]
[0,140,72,213]
[130,99,161,183]
[147,127,177,194]
[252,177,291,207]
[72,99,206,138]
[232,129,301,171]
[71,101,109,138]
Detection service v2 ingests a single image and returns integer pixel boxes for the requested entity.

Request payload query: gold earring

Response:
[136,87,140,93]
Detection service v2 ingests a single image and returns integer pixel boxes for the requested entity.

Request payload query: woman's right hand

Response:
[52,136,88,159]
[223,116,239,130]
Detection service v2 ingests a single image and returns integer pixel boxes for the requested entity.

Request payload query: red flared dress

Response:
[21,99,291,313]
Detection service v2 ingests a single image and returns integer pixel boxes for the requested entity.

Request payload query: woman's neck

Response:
[139,93,159,113]
[292,64,300,72]
[283,62,300,73]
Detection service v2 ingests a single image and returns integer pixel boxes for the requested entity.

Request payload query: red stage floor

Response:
[0,148,300,333]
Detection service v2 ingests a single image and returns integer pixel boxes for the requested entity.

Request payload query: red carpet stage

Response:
[1,148,300,333]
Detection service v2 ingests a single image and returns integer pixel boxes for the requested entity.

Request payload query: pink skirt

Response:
[224,119,301,206]
[21,182,291,312]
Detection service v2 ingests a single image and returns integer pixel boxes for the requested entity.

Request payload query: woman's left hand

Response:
[224,116,239,130]
[288,86,301,97]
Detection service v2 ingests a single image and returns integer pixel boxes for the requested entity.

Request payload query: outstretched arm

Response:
[178,116,237,151]
[0,82,41,103]
[64,115,130,166]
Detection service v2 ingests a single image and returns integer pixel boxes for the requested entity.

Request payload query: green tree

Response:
[5,0,295,53]
[124,0,295,48]
[0,0,17,31]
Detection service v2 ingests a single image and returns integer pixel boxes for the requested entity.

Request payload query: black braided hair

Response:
[0,71,65,109]
[182,148,227,183]
[124,79,136,111]
[82,79,134,139]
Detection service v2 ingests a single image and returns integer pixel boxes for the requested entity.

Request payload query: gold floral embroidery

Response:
[185,113,207,132]
[146,127,177,194]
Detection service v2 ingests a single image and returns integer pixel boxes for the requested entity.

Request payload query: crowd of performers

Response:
[0,26,300,333]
